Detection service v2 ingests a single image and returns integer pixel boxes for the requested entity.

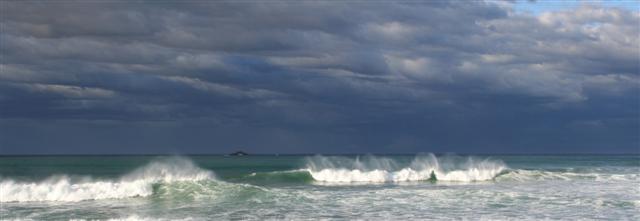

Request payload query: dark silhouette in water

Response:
[429,170,437,182]
[229,151,248,156]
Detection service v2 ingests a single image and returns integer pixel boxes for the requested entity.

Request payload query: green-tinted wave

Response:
[233,170,315,185]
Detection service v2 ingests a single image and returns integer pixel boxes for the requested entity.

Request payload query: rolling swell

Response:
[495,169,640,182]
[238,170,314,184]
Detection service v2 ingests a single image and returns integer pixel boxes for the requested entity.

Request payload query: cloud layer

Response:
[1,1,638,154]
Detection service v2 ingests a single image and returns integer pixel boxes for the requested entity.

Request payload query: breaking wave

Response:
[0,157,217,202]
[304,154,507,183]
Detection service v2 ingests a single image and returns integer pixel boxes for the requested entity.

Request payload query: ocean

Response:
[0,154,638,220]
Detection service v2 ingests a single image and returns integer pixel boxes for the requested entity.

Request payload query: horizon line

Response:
[1,152,639,157]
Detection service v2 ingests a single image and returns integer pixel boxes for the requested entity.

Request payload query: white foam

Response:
[497,169,640,182]
[306,154,506,183]
[0,157,214,202]
[68,216,197,221]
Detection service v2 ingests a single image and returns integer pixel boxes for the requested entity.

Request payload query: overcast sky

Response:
[1,1,638,154]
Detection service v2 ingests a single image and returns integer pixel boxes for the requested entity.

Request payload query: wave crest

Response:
[305,154,507,183]
[0,157,215,202]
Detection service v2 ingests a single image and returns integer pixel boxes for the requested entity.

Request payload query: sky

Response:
[0,1,638,154]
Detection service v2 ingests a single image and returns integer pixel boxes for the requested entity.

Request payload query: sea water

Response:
[0,154,638,220]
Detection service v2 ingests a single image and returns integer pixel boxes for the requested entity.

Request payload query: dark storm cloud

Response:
[0,1,638,154]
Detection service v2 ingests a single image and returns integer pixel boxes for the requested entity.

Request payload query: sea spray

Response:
[305,154,507,183]
[0,157,215,202]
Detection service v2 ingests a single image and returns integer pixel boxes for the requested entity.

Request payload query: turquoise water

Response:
[1,154,639,220]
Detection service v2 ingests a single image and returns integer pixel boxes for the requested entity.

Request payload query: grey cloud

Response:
[0,1,638,154]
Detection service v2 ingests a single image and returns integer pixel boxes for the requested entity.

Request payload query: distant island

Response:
[229,151,248,156]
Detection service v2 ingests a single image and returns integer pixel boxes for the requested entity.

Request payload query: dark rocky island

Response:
[229,151,248,156]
